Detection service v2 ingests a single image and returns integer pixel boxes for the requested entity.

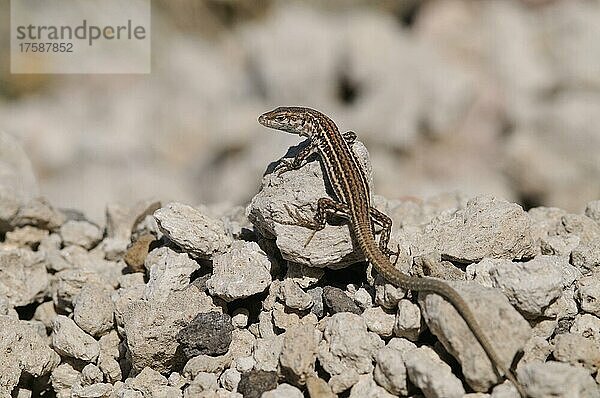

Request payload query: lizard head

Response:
[258,106,317,138]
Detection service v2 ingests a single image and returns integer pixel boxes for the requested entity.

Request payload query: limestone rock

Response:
[416,196,536,263]
[52,315,100,362]
[317,313,384,393]
[154,202,233,258]
[206,240,273,302]
[419,281,531,391]
[0,248,49,307]
[0,317,60,395]
[517,361,599,398]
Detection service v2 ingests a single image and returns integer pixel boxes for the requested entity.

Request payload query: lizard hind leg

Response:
[282,198,350,247]
[369,206,401,264]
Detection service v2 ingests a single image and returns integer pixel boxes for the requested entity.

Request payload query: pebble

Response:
[578,274,600,316]
[322,286,362,315]
[60,220,103,250]
[362,306,396,337]
[0,248,49,307]
[176,311,234,358]
[373,338,416,396]
[404,346,465,398]
[52,315,99,362]
[12,197,66,231]
[206,240,273,302]
[279,322,320,385]
[467,256,568,317]
[237,370,278,398]
[553,332,600,371]
[318,313,384,393]
[517,361,599,398]
[73,284,114,337]
[394,298,424,341]
[419,281,531,392]
[154,202,233,258]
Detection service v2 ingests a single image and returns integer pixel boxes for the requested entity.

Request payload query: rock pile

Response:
[1,135,600,397]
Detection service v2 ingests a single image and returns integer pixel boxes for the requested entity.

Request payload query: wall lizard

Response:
[258,106,526,397]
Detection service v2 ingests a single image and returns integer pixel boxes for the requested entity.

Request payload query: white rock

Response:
[122,285,220,373]
[60,220,103,249]
[143,246,200,302]
[0,248,49,307]
[206,240,273,302]
[185,372,218,396]
[585,201,600,223]
[79,364,103,386]
[0,297,18,320]
[154,202,233,258]
[520,335,552,367]
[420,281,530,392]
[578,274,600,316]
[254,334,284,372]
[73,284,114,337]
[404,346,465,398]
[234,356,256,373]
[33,301,57,331]
[232,308,249,328]
[416,196,536,262]
[362,306,395,338]
[374,338,417,396]
[168,372,186,389]
[553,333,600,371]
[247,140,371,268]
[5,226,49,248]
[349,374,396,398]
[571,240,600,273]
[52,315,99,362]
[468,256,567,317]
[12,197,66,230]
[394,299,424,341]
[517,361,599,398]
[285,262,324,288]
[570,314,600,343]
[112,283,145,335]
[0,131,38,232]
[52,249,122,311]
[219,368,241,391]
[126,367,168,396]
[279,322,320,385]
[279,278,313,310]
[353,287,373,310]
[105,200,160,241]
[0,317,60,395]
[261,383,303,398]
[374,281,407,310]
[318,313,384,393]
[98,353,121,383]
[50,362,80,398]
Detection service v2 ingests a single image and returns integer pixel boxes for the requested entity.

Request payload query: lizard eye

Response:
[275,115,286,122]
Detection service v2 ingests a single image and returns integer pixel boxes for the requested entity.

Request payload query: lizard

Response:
[258,106,526,397]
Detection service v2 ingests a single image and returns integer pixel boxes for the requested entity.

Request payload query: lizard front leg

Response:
[342,131,357,145]
[274,139,319,175]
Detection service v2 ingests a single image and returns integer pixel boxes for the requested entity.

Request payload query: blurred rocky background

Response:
[1,0,599,222]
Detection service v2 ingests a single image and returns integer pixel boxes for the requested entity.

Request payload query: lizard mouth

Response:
[258,113,268,126]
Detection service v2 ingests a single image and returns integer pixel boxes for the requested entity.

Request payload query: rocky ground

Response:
[1,132,600,398]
